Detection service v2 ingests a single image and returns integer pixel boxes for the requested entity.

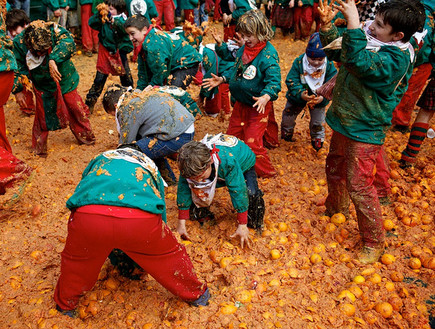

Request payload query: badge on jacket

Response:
[243,65,257,80]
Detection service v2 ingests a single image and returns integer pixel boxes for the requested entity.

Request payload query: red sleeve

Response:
[237,211,248,225]
[178,209,190,220]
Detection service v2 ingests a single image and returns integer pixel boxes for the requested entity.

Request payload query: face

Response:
[126,26,147,47]
[240,33,259,48]
[108,5,118,17]
[190,164,212,182]
[307,56,325,68]
[9,25,25,38]
[368,14,402,43]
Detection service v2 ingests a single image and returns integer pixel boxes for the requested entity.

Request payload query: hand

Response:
[252,94,271,114]
[267,1,273,10]
[49,59,62,82]
[301,90,314,101]
[233,32,244,47]
[65,5,69,11]
[202,73,224,91]
[211,28,223,47]
[230,224,251,249]
[177,219,191,240]
[318,0,338,30]
[332,0,360,29]
[289,0,295,7]
[15,91,28,108]
[54,9,62,17]
[298,0,303,6]
[313,95,324,104]
[222,13,229,25]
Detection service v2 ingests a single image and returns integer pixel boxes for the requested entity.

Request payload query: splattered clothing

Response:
[55,149,207,310]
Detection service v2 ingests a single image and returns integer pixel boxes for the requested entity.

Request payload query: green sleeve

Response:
[285,56,305,102]
[220,157,249,213]
[113,18,134,53]
[260,48,281,101]
[176,176,193,210]
[146,37,172,86]
[232,0,252,21]
[12,36,29,94]
[215,42,237,62]
[88,14,103,31]
[319,25,343,63]
[137,54,150,90]
[48,25,76,63]
[146,0,158,18]
[42,0,60,11]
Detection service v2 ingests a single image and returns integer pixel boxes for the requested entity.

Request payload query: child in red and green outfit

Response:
[203,9,281,177]
[318,0,425,263]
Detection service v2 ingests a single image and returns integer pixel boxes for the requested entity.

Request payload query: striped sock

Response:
[401,122,429,163]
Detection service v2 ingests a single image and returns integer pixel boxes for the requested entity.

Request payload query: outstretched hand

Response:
[211,28,223,47]
[177,219,191,241]
[252,94,271,114]
[202,73,223,91]
[318,0,338,30]
[49,59,62,83]
[230,224,251,249]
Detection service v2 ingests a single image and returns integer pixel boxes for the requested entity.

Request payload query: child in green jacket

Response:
[318,0,425,264]
[85,0,134,112]
[124,14,202,90]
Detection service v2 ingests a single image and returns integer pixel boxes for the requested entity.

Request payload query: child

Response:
[80,0,99,56]
[42,0,68,27]
[53,146,210,317]
[281,32,337,150]
[293,0,313,40]
[85,0,134,112]
[5,9,34,116]
[268,0,294,36]
[153,0,176,30]
[124,14,202,90]
[176,134,265,248]
[0,9,33,202]
[12,21,96,155]
[220,0,256,41]
[203,9,281,177]
[400,73,435,167]
[66,0,79,37]
[318,0,425,263]
[102,85,196,185]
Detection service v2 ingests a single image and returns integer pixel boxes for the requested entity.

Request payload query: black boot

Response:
[248,190,265,232]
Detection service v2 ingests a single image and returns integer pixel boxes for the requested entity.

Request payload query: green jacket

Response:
[221,41,281,106]
[137,28,201,89]
[320,26,415,145]
[79,0,93,5]
[42,0,68,11]
[89,14,133,53]
[177,135,256,213]
[67,149,167,222]
[125,0,158,19]
[414,0,435,67]
[285,53,337,107]
[0,13,17,72]
[68,0,77,10]
[179,0,198,10]
[232,0,256,22]
[297,0,313,6]
[13,23,79,95]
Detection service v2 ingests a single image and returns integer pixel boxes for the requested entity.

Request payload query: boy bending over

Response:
[318,0,425,263]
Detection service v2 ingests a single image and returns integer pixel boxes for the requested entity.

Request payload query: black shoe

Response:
[398,159,413,169]
[56,305,78,318]
[311,139,323,151]
[391,124,410,134]
[281,133,294,142]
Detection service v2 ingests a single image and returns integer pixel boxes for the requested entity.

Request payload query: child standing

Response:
[124,14,201,90]
[13,21,96,155]
[268,0,294,36]
[318,0,425,263]
[54,147,209,317]
[176,134,265,248]
[85,0,134,112]
[43,0,68,27]
[80,0,99,56]
[293,0,313,40]
[203,9,281,177]
[281,32,337,150]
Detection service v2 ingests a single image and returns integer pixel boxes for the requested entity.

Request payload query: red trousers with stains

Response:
[184,9,195,24]
[32,87,95,155]
[0,71,32,194]
[203,83,231,115]
[325,131,384,248]
[293,5,313,40]
[392,63,432,126]
[18,87,35,115]
[227,101,276,177]
[154,0,175,30]
[54,205,207,310]
[81,4,99,52]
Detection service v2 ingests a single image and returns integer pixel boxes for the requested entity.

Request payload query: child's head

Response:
[236,9,273,47]
[178,141,213,181]
[372,0,425,43]
[102,84,127,115]
[23,21,52,57]
[305,33,326,68]
[105,0,125,16]
[124,14,150,46]
[6,9,30,38]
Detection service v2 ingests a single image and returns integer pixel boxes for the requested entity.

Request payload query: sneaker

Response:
[190,288,211,307]
[391,124,410,134]
[56,305,78,318]
[357,245,384,264]
[311,139,323,151]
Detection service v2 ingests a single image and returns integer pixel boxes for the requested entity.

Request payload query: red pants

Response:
[223,24,236,42]
[0,146,32,195]
[227,101,276,177]
[213,0,221,21]
[293,5,313,40]
[325,131,384,247]
[203,83,230,115]
[81,4,99,52]
[184,9,195,24]
[18,87,35,115]
[0,71,14,152]
[54,206,207,310]
[263,104,279,149]
[33,88,95,155]
[374,146,390,198]
[392,63,432,126]
[154,0,175,30]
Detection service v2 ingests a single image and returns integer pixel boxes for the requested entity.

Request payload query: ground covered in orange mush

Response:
[0,24,434,329]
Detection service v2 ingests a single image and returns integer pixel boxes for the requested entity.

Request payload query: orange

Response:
[331,213,346,225]
[310,253,322,264]
[380,254,396,265]
[340,303,356,316]
[409,258,421,269]
[270,249,281,260]
[375,302,393,318]
[383,219,395,231]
